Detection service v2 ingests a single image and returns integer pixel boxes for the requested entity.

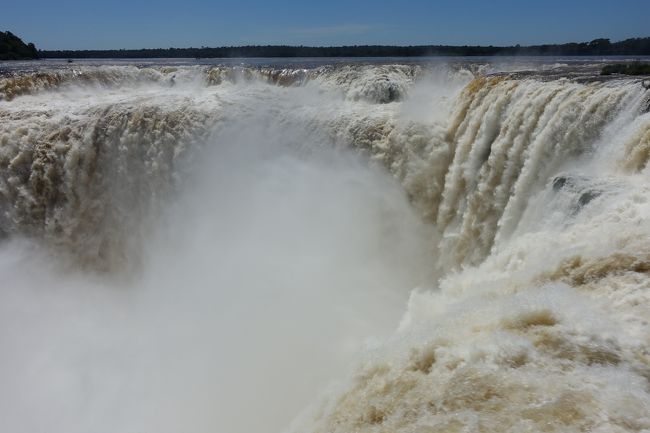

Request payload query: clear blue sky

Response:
[5,0,650,50]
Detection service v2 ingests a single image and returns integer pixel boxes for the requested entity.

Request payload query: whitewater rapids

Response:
[1,59,650,433]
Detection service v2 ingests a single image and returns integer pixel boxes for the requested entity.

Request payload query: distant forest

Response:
[0,31,38,60]
[2,31,650,60]
[39,37,650,59]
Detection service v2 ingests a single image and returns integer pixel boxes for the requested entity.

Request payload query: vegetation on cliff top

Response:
[0,31,38,60]
[601,62,650,76]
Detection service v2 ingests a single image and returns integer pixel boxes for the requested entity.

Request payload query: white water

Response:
[1,62,650,432]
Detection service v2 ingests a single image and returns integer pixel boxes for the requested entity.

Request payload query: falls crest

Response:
[0,66,647,272]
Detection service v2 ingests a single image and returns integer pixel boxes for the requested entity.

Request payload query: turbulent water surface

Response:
[1,57,650,433]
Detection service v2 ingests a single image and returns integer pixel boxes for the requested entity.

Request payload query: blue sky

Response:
[5,0,650,50]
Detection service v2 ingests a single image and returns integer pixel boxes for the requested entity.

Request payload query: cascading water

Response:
[1,59,650,433]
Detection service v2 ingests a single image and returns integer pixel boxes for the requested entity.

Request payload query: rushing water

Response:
[1,58,650,433]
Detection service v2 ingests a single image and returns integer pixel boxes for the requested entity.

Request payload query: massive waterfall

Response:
[1,60,650,433]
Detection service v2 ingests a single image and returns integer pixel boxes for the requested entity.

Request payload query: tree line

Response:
[38,37,650,59]
[3,32,650,60]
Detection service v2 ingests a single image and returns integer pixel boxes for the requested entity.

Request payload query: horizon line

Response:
[34,35,650,53]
